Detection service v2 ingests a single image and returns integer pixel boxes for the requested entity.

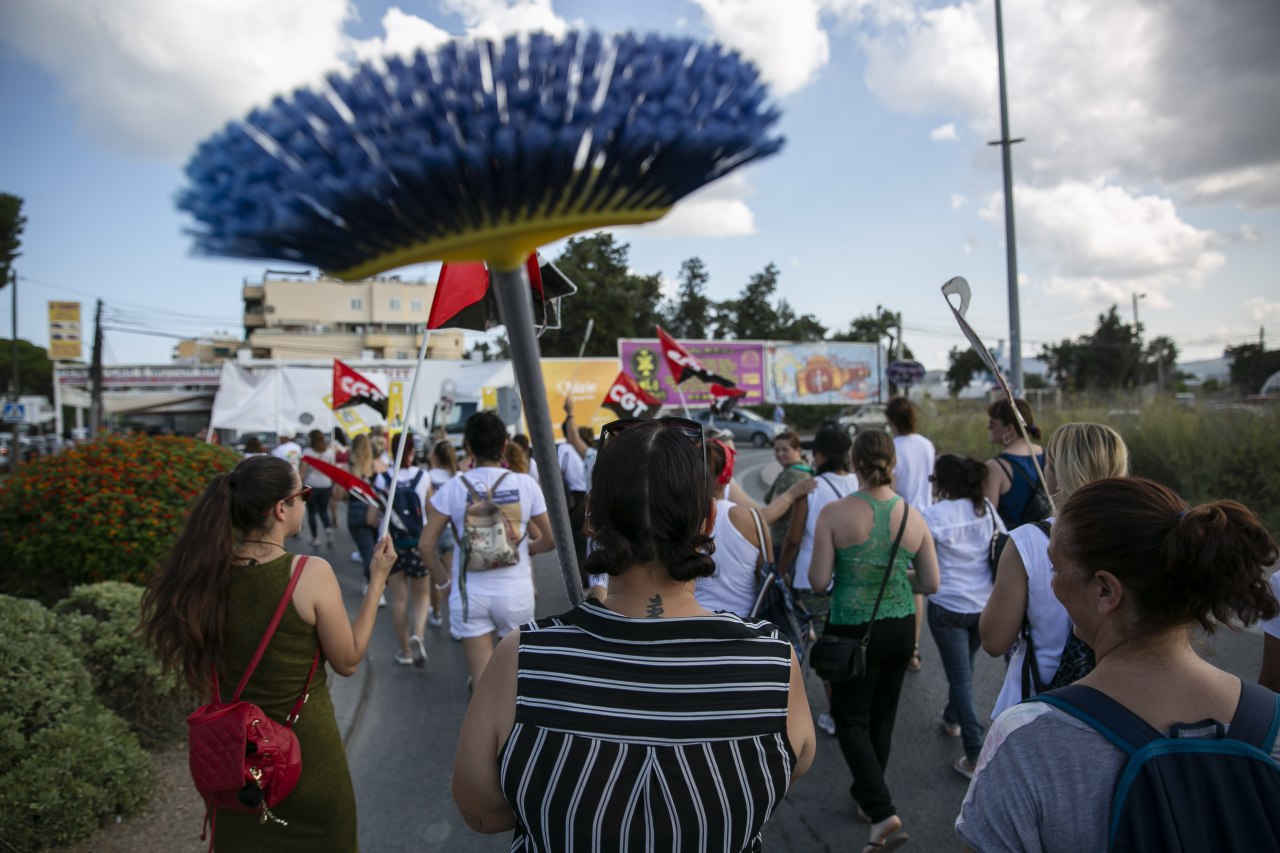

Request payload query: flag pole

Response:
[378,326,432,541]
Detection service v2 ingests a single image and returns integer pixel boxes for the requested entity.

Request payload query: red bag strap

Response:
[212,556,309,703]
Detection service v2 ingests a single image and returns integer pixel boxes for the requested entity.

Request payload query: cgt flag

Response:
[709,384,747,416]
[656,326,736,387]
[428,254,576,331]
[602,371,662,420]
[332,360,389,418]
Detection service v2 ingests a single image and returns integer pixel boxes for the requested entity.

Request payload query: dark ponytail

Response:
[582,422,716,583]
[933,454,988,514]
[852,429,895,487]
[141,456,295,695]
[988,397,1041,440]
[1056,477,1279,636]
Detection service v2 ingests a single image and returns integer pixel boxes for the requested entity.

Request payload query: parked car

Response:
[835,403,890,436]
[690,408,786,448]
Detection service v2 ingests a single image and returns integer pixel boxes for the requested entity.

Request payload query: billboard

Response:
[618,339,766,406]
[767,342,884,404]
[47,302,82,361]
[538,358,622,440]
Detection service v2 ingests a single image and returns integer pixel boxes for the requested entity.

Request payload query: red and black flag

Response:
[428,254,577,331]
[656,326,735,387]
[709,383,747,416]
[332,359,388,417]
[602,371,662,420]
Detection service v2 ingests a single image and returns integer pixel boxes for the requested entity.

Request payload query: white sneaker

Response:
[409,635,427,669]
[394,650,413,666]
[378,593,387,608]
[817,712,837,737]
[351,550,362,563]
[428,610,443,628]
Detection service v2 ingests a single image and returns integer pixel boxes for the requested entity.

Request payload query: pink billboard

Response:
[618,338,766,405]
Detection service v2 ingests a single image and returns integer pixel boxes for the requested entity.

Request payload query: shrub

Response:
[0,435,240,602]
[53,582,191,748]
[0,596,152,850]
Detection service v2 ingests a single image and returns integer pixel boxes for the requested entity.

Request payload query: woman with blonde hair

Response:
[346,434,386,598]
[980,422,1130,720]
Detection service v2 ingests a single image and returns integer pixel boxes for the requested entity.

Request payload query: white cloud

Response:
[983,180,1226,307]
[848,0,1280,207]
[633,173,758,238]
[350,7,452,64]
[930,123,957,142]
[950,193,968,209]
[691,0,831,96]
[1245,298,1280,326]
[439,0,568,40]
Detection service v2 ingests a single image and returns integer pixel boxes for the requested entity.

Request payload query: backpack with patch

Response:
[999,456,1053,526]
[1031,682,1280,852]
[380,469,425,550]
[455,472,522,573]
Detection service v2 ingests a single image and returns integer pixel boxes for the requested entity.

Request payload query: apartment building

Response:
[243,272,465,360]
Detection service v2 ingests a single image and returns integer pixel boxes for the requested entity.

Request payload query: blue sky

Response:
[2,0,1277,370]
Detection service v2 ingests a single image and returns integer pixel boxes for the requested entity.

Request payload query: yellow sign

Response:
[387,381,405,438]
[481,386,498,410]
[323,394,371,438]
[47,302,82,361]
[539,358,622,441]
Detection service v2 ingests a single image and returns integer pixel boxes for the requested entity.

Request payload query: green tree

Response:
[1143,335,1179,388]
[1225,343,1280,393]
[831,308,914,359]
[540,233,663,357]
[662,257,712,339]
[0,193,25,287]
[729,262,782,340]
[1038,306,1142,391]
[774,298,827,341]
[0,338,52,398]
[945,346,991,396]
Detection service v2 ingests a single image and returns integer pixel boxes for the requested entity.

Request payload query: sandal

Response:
[907,645,922,673]
[864,832,910,852]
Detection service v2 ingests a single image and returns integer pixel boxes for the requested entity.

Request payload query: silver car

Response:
[690,408,787,448]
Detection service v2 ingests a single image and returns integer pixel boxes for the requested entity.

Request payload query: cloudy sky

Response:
[2,0,1277,370]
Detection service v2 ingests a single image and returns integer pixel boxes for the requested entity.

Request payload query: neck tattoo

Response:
[647,595,664,618]
[236,539,284,565]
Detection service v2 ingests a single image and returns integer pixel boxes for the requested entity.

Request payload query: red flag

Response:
[298,455,383,510]
[656,326,736,387]
[428,254,575,331]
[332,360,388,417]
[709,384,747,416]
[601,371,662,420]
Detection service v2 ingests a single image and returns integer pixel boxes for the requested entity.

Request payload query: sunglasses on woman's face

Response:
[600,416,705,451]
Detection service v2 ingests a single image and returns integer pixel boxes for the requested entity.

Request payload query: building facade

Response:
[243,272,464,360]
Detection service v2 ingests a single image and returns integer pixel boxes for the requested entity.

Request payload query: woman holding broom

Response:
[141,454,395,850]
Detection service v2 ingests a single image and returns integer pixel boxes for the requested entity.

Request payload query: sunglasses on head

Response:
[600,416,705,450]
[264,485,312,516]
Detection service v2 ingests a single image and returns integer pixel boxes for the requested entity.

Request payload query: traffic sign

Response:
[2,403,26,423]
[885,360,927,387]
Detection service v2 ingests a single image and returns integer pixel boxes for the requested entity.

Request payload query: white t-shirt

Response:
[557,442,587,492]
[428,467,454,491]
[922,498,1005,614]
[430,466,546,597]
[893,433,935,510]
[528,456,540,484]
[1262,573,1280,638]
[271,440,302,470]
[793,472,859,590]
[991,520,1072,719]
[697,500,763,618]
[302,446,337,488]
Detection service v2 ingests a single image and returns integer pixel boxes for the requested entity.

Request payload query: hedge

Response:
[0,435,240,602]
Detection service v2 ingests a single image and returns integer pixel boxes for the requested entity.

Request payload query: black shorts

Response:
[390,547,428,579]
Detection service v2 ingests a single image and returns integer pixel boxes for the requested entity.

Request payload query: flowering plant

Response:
[0,435,240,601]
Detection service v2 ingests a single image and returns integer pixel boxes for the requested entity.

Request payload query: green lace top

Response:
[829,494,916,626]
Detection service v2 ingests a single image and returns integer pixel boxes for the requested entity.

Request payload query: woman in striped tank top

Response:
[452,417,816,851]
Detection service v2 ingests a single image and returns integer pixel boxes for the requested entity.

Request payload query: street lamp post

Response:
[990,0,1026,396]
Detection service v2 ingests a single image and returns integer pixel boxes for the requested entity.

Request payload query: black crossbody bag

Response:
[809,503,910,683]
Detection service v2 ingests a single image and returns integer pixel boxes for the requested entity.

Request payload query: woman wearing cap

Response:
[452,417,815,849]
[141,455,395,850]
[810,429,939,853]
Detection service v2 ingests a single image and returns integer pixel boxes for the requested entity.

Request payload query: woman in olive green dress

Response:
[143,454,395,851]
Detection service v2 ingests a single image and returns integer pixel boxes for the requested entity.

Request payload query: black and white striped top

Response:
[499,598,797,853]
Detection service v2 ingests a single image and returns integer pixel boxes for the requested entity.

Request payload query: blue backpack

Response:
[1031,682,1280,852]
[379,469,425,551]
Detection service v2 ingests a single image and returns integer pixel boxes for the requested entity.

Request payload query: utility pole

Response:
[90,300,103,438]
[989,0,1026,396]
[9,269,16,402]
[896,312,904,360]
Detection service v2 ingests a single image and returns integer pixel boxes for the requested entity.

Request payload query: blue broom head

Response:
[178,30,784,279]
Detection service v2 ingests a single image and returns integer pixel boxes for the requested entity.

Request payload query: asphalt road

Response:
[333,448,1267,852]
